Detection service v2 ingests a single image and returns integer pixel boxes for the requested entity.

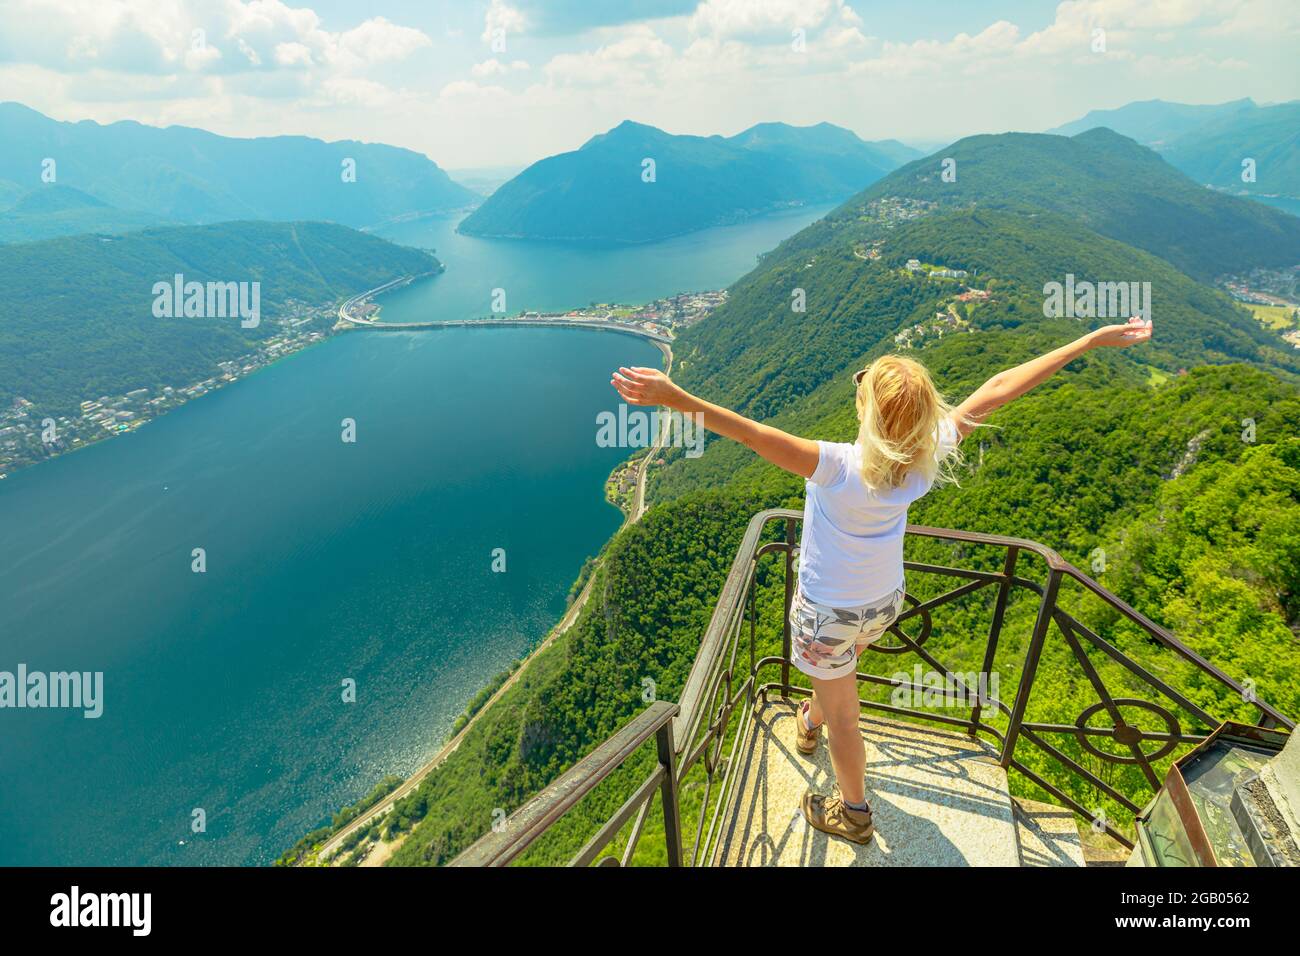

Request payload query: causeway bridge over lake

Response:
[336,276,674,344]
[345,315,674,344]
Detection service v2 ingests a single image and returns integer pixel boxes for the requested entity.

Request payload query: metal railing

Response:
[452,509,1293,866]
[450,700,682,867]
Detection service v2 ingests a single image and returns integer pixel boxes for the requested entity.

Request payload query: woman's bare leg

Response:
[810,673,866,806]
[806,689,823,728]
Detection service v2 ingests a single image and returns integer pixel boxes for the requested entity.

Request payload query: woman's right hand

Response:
[1088,317,1153,348]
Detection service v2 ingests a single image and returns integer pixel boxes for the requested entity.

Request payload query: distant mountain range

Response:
[0,102,477,242]
[1050,98,1300,216]
[1049,98,1258,146]
[458,120,921,243]
[852,127,1300,280]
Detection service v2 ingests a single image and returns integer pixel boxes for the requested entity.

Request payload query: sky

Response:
[0,0,1296,171]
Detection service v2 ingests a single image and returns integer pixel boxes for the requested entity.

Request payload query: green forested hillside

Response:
[0,221,437,414]
[459,120,918,243]
[849,128,1300,280]
[668,206,1298,425]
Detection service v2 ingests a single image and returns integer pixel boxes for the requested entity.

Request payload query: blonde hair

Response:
[853,355,963,491]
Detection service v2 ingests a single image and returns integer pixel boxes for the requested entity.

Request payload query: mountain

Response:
[1162,102,1300,212]
[0,184,169,243]
[1048,98,1258,147]
[0,221,438,415]
[844,127,1300,279]
[8,183,107,214]
[0,102,477,234]
[728,121,914,164]
[457,120,921,243]
[1050,99,1300,215]
[665,207,1298,435]
[659,128,1300,432]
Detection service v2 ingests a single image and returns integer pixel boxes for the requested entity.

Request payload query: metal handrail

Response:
[449,700,681,867]
[452,510,1293,866]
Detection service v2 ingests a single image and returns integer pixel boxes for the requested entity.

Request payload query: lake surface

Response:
[371,204,834,322]
[0,204,831,866]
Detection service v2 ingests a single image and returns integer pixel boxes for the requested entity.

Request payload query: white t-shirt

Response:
[798,418,959,607]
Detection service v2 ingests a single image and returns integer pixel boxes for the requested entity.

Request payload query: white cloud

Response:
[543,26,674,88]
[0,0,187,73]
[1205,0,1300,35]
[481,1,528,46]
[1132,52,1249,74]
[850,21,1021,77]
[471,58,530,78]
[0,0,431,76]
[274,42,314,68]
[689,0,862,41]
[319,75,398,108]
[333,16,432,67]
[0,0,1295,171]
[236,38,262,67]
[1014,0,1233,58]
[184,40,224,72]
[439,79,509,101]
[844,1,1257,77]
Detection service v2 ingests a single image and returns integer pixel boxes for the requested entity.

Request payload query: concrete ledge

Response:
[719,699,1021,867]
[1011,796,1085,867]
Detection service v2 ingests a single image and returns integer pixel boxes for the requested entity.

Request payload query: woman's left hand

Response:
[611,367,684,408]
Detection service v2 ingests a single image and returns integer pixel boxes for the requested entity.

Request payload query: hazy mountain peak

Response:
[1069,126,1153,152]
[0,101,476,235]
[729,120,864,151]
[8,183,109,213]
[463,118,918,244]
[1048,97,1262,143]
[1044,97,1300,213]
[582,119,670,147]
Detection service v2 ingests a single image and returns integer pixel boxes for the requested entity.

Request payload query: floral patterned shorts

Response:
[789,586,906,680]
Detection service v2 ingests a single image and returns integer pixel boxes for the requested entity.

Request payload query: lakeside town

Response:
[552,288,724,336]
[1219,265,1300,348]
[893,260,990,350]
[0,287,726,479]
[0,301,335,479]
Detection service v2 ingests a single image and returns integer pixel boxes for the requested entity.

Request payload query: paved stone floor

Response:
[718,698,1082,867]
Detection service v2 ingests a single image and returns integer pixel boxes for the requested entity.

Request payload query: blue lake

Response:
[0,204,831,865]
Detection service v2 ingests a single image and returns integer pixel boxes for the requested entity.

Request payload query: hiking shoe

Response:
[802,790,875,844]
[794,700,820,755]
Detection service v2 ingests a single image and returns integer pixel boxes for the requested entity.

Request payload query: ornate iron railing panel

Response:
[452,509,1293,865]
